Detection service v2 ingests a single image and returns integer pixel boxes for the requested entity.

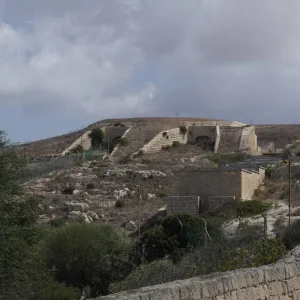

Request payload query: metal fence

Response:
[27,150,106,180]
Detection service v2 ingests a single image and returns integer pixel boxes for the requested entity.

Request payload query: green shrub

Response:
[115,199,125,208]
[236,200,272,217]
[162,214,205,248]
[86,182,95,189]
[111,238,286,293]
[136,227,179,262]
[209,152,248,165]
[172,141,180,148]
[62,186,74,195]
[88,128,104,149]
[70,144,84,153]
[41,223,132,297]
[268,185,276,194]
[265,166,275,178]
[283,219,300,249]
[179,126,188,135]
[119,137,129,147]
[119,155,132,164]
[156,189,168,198]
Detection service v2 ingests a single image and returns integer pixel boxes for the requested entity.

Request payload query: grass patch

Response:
[208,152,248,165]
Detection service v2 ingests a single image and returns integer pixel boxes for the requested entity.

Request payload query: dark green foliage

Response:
[88,128,104,149]
[41,223,132,297]
[86,182,95,189]
[0,130,79,299]
[179,126,188,135]
[156,188,168,198]
[283,219,300,249]
[70,144,84,153]
[236,200,272,217]
[209,152,248,165]
[62,186,74,195]
[265,166,275,178]
[119,137,129,146]
[115,199,125,208]
[111,238,287,293]
[113,123,125,127]
[136,227,179,262]
[119,155,132,164]
[172,141,180,148]
[162,214,204,248]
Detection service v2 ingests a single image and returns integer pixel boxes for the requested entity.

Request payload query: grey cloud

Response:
[1,0,300,129]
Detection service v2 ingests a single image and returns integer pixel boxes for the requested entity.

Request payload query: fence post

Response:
[235,216,241,247]
[261,212,267,238]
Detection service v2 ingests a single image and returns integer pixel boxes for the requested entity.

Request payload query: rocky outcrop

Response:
[96,246,300,300]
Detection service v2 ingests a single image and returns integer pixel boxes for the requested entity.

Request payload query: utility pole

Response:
[289,157,292,247]
[137,184,141,238]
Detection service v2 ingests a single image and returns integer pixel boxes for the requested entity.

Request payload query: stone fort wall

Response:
[95,246,300,300]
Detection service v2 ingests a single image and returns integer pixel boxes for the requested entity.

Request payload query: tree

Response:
[41,223,132,297]
[88,128,104,150]
[0,130,79,299]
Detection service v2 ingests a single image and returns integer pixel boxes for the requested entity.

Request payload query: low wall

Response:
[96,246,300,300]
[141,128,188,154]
[167,196,200,216]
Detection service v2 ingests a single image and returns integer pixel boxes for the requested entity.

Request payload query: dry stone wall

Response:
[208,196,236,211]
[96,246,300,300]
[141,128,188,154]
[167,196,200,216]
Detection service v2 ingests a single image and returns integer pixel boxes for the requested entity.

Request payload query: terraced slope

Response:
[13,131,84,157]
[111,118,222,159]
[13,117,232,157]
[255,125,300,150]
[217,126,243,152]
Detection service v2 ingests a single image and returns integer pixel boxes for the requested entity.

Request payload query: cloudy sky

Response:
[1,0,300,142]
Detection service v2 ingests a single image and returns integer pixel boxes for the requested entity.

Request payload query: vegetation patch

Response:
[62,186,75,195]
[86,182,95,190]
[172,141,180,148]
[162,132,168,137]
[236,200,272,217]
[119,137,129,147]
[208,152,248,165]
[88,128,104,150]
[179,125,188,135]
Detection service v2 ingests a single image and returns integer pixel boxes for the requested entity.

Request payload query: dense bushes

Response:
[209,152,248,165]
[119,137,129,146]
[111,238,287,293]
[88,128,104,149]
[41,223,132,297]
[283,219,300,249]
[236,200,272,217]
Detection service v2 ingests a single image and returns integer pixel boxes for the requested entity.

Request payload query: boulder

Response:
[147,193,156,200]
[64,202,89,212]
[87,211,99,221]
[125,221,137,231]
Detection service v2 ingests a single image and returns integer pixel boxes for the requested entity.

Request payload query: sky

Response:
[1,0,300,143]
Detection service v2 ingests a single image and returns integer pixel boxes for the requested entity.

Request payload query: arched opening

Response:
[195,136,215,151]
